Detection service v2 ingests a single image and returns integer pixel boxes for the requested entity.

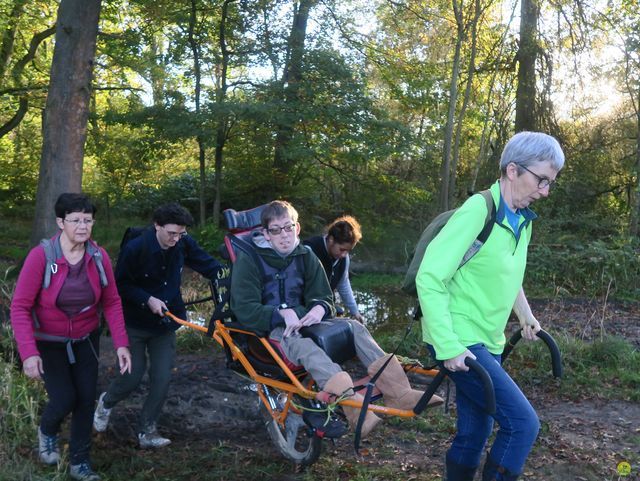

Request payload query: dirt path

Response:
[95,298,640,480]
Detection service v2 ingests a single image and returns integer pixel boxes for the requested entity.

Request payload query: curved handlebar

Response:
[502,328,563,379]
[465,358,496,415]
[413,357,496,416]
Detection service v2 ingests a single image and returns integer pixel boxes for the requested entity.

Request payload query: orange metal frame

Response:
[164,311,440,420]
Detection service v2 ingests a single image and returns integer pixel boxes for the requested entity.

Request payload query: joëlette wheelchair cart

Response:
[163,205,563,467]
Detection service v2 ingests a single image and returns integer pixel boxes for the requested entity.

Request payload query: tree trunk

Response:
[273,0,316,184]
[30,0,102,246]
[0,0,28,82]
[630,82,640,237]
[188,0,207,226]
[515,0,539,132]
[439,0,464,211]
[449,0,483,205]
[149,33,166,107]
[212,0,234,227]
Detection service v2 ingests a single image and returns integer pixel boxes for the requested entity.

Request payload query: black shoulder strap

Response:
[458,189,496,268]
[477,189,496,244]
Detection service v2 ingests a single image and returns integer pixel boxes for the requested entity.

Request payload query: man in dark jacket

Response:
[93,203,222,448]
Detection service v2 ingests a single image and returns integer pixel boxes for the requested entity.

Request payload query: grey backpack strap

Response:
[40,239,59,289]
[87,242,108,288]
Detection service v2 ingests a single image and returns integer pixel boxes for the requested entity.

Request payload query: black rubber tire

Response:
[260,392,322,466]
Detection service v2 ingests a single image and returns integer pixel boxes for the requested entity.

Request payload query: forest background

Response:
[0,0,640,298]
[1,2,640,480]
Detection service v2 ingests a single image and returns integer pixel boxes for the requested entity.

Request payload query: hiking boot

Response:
[69,462,101,481]
[138,426,171,449]
[93,392,111,432]
[37,427,60,465]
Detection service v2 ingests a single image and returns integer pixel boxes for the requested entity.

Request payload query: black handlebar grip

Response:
[413,369,447,415]
[502,329,563,379]
[535,330,563,378]
[465,357,496,415]
[413,358,496,416]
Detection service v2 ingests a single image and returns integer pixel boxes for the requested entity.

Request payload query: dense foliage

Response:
[0,0,639,296]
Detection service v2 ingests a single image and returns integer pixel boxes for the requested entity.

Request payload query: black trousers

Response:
[38,330,99,464]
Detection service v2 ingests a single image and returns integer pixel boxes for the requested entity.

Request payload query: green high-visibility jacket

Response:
[417,180,536,360]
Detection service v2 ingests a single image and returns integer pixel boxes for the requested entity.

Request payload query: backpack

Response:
[120,225,153,252]
[40,237,108,289]
[401,190,496,295]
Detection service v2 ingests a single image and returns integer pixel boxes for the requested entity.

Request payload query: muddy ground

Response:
[94,297,640,481]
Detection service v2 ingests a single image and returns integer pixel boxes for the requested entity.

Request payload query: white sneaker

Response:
[37,427,60,465]
[93,392,111,432]
[69,462,101,480]
[138,426,171,449]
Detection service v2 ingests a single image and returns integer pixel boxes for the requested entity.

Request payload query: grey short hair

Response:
[499,131,565,174]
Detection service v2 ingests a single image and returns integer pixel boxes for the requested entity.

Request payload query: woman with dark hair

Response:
[11,193,131,481]
[304,216,365,322]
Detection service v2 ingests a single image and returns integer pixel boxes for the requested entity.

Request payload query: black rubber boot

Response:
[445,454,478,481]
[481,454,520,481]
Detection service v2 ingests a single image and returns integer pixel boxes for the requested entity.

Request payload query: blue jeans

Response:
[429,343,539,474]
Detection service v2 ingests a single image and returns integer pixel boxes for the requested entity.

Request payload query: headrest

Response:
[223,204,268,233]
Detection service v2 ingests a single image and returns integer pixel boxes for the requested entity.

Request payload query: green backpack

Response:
[401,190,496,295]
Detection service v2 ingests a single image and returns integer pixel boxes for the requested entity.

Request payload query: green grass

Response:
[505,333,640,402]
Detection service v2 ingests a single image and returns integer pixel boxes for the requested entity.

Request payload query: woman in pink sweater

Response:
[11,193,131,481]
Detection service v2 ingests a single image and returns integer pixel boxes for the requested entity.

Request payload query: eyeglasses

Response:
[519,165,557,189]
[266,223,296,236]
[64,218,95,227]
[162,226,187,239]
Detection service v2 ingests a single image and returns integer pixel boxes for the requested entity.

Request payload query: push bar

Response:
[501,329,563,379]
[413,357,496,416]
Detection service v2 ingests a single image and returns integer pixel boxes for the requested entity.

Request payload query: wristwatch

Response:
[279,303,289,310]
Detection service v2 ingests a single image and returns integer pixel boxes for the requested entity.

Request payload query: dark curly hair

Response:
[152,203,194,226]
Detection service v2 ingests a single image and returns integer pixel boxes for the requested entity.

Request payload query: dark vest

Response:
[229,232,308,308]
[303,236,346,292]
[259,254,305,308]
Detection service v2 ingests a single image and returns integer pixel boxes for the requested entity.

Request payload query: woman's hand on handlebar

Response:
[444,349,476,372]
[519,316,541,341]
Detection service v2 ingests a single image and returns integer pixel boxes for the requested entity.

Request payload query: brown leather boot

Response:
[368,354,444,410]
[323,371,382,438]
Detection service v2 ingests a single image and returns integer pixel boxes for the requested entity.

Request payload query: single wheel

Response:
[260,388,322,466]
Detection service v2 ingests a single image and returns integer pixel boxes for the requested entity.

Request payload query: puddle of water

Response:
[350,289,419,335]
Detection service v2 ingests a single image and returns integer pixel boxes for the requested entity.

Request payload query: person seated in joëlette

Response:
[230,200,443,438]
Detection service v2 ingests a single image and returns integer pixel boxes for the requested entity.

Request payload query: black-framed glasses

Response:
[519,164,556,189]
[162,226,187,239]
[64,218,95,227]
[266,223,296,236]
